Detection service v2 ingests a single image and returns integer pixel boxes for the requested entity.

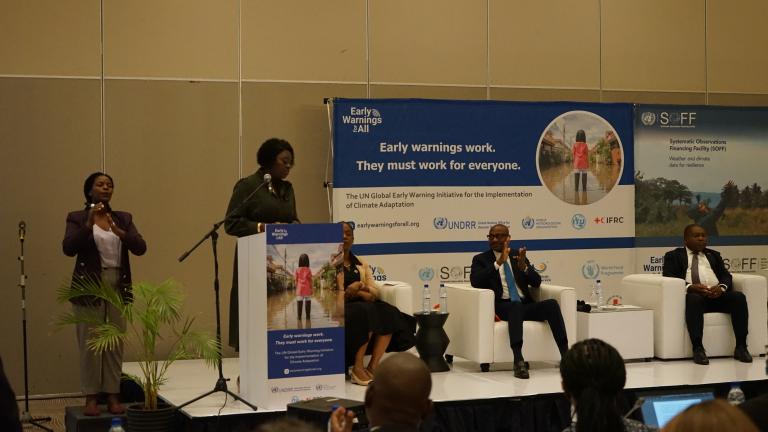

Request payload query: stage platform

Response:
[123,355,768,431]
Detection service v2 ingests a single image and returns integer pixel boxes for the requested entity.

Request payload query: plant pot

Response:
[126,403,176,432]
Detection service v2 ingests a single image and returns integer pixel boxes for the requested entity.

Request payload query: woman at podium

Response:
[224,138,298,351]
[337,222,415,386]
[62,172,147,416]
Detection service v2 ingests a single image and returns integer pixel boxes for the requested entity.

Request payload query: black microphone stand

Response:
[16,222,53,431]
[175,177,272,411]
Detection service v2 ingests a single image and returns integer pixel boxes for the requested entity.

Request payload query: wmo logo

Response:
[571,214,587,230]
[521,217,535,229]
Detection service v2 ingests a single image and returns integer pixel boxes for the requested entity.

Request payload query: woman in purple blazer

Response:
[62,172,146,416]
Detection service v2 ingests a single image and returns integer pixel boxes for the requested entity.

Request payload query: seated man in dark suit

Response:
[662,223,752,365]
[470,224,568,379]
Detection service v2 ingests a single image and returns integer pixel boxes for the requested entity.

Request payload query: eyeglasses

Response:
[487,234,509,240]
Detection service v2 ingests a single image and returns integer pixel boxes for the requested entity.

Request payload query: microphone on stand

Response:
[19,220,26,241]
[265,173,274,195]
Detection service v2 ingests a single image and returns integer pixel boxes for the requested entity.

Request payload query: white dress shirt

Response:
[685,246,725,290]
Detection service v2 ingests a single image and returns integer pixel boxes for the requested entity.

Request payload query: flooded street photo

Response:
[537,111,623,205]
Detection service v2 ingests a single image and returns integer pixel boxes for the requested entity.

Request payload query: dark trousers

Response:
[495,298,569,358]
[685,290,749,349]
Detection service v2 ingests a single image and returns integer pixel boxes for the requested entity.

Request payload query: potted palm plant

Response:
[57,277,220,431]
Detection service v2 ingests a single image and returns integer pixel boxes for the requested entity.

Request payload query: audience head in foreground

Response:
[330,352,432,432]
[254,417,320,432]
[661,398,758,432]
[560,338,654,432]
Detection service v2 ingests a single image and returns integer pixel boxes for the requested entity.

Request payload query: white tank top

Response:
[93,224,121,268]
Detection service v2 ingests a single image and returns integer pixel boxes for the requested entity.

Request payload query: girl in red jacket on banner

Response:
[295,253,313,323]
[572,129,589,192]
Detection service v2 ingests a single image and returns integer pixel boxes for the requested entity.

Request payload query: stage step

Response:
[64,406,126,432]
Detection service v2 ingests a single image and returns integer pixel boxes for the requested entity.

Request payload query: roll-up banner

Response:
[635,106,768,279]
[332,99,635,305]
[238,224,345,409]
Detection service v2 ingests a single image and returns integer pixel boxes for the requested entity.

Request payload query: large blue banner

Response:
[334,99,634,188]
[333,98,635,305]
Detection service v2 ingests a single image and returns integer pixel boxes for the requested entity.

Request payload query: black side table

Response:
[414,311,450,372]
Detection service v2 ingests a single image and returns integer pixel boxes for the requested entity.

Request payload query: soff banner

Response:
[635,105,768,280]
[332,99,635,303]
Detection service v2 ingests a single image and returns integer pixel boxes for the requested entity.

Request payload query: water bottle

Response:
[727,383,746,405]
[109,417,126,432]
[589,282,598,306]
[595,279,604,310]
[439,282,448,313]
[422,283,431,313]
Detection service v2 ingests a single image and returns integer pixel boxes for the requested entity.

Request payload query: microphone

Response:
[265,173,274,194]
[18,220,26,241]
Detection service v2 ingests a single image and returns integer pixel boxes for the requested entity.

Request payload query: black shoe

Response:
[734,346,753,363]
[692,347,709,365]
[513,361,529,379]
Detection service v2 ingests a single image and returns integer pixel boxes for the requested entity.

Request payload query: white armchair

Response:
[621,273,767,359]
[443,283,576,372]
[378,280,414,314]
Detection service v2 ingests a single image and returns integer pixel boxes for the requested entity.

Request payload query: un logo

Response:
[418,267,435,282]
[582,261,601,279]
[521,217,535,229]
[641,112,657,126]
[433,217,448,229]
[571,214,586,230]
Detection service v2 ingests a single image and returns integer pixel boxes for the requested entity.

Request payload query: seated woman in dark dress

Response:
[337,222,415,386]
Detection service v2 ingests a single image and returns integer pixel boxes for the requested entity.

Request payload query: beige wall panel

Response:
[601,90,705,105]
[602,0,705,92]
[105,80,240,357]
[242,83,366,223]
[490,87,601,102]
[243,1,366,82]
[0,78,101,394]
[104,0,238,79]
[707,0,768,93]
[0,1,100,76]
[369,0,486,85]
[490,0,600,88]
[708,93,768,107]
[370,85,487,100]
